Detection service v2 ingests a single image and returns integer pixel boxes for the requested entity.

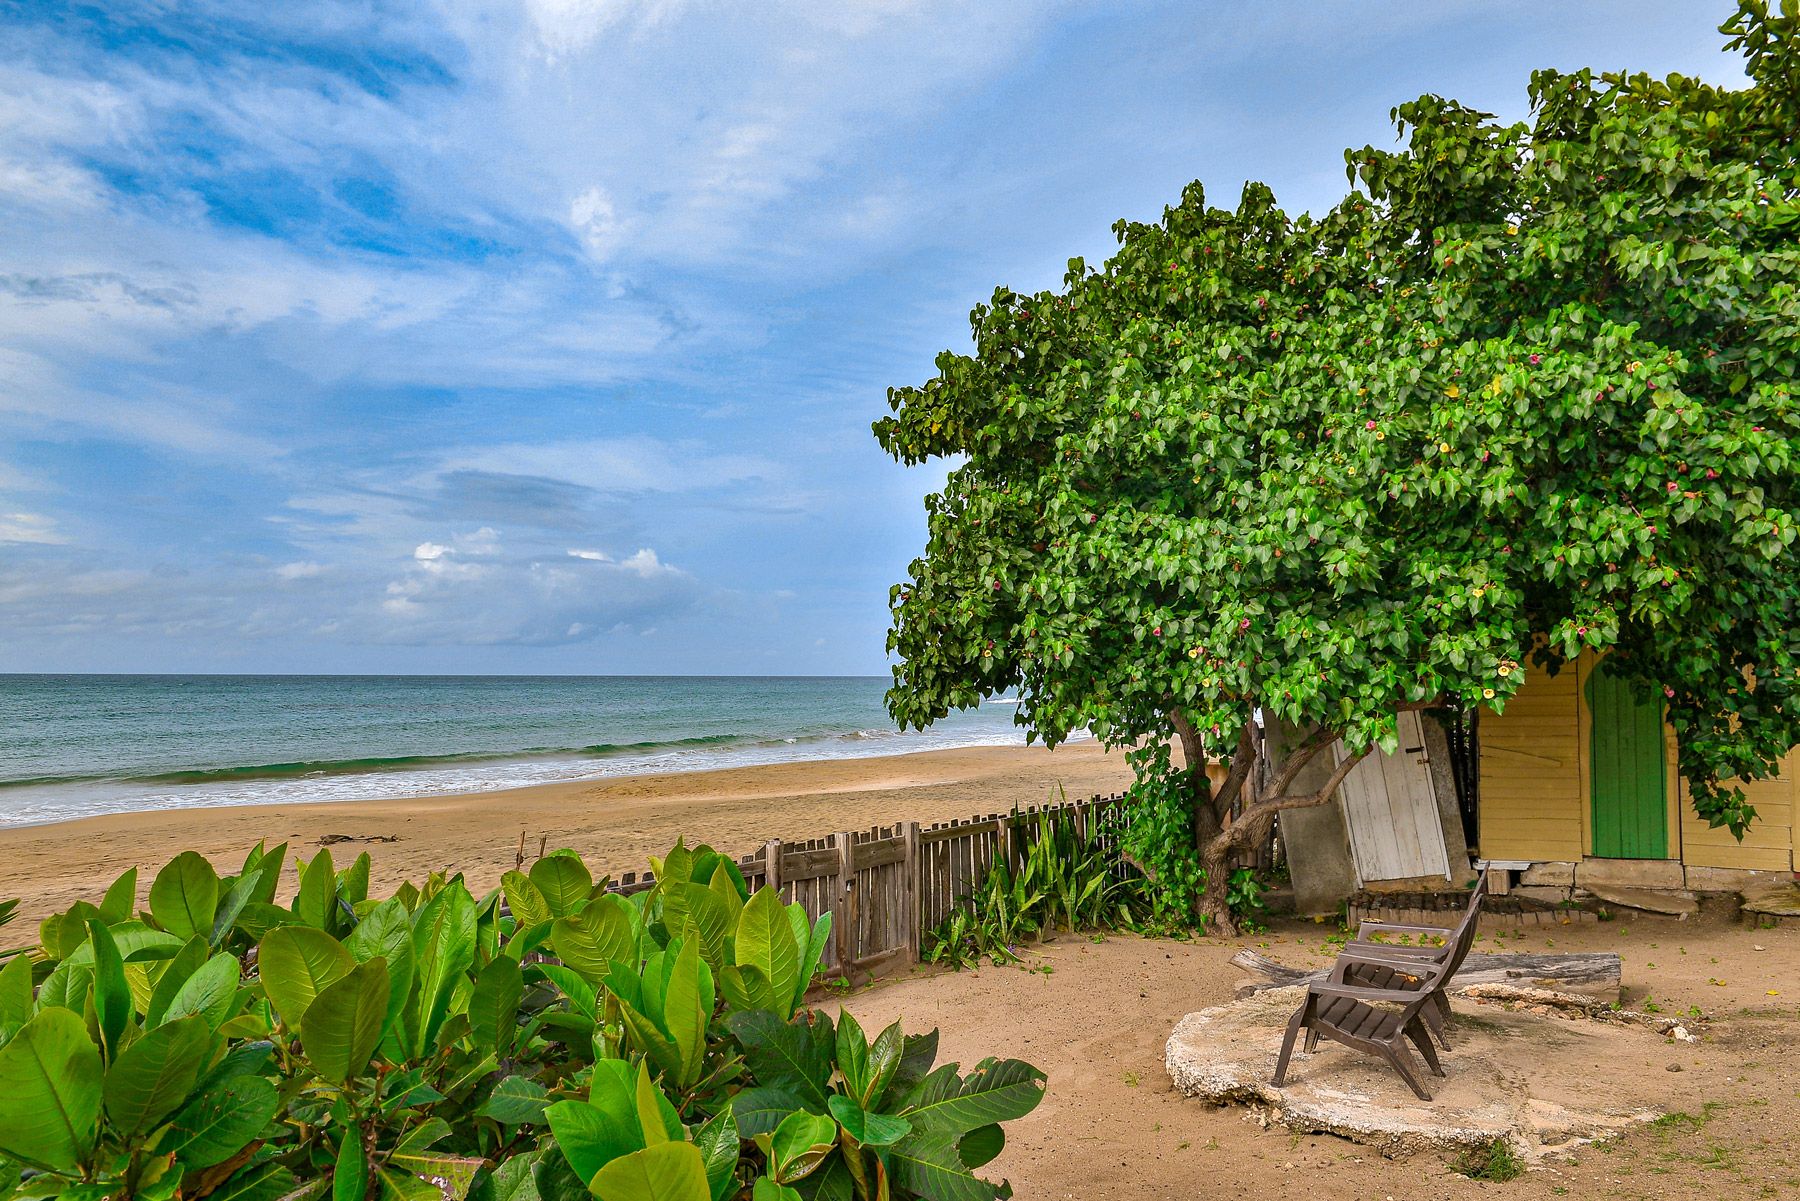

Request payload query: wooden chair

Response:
[1271,952,1448,1101]
[1336,873,1487,1049]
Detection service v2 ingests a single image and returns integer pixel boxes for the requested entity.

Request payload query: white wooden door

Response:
[1333,711,1451,884]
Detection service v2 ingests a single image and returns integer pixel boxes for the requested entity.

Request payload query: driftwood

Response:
[1232,949,1623,1002]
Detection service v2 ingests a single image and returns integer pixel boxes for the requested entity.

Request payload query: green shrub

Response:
[0,839,1043,1200]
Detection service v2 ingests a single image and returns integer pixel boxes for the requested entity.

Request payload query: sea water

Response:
[0,675,1040,828]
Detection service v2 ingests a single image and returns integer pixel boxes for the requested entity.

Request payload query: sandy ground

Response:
[838,909,1800,1200]
[0,742,1132,926]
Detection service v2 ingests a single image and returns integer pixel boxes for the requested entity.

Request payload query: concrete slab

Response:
[1585,883,1699,917]
[1741,880,1800,919]
[1165,986,1669,1160]
[1575,858,1685,891]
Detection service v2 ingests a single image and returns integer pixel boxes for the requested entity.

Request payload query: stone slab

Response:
[1575,858,1686,891]
[1741,880,1800,918]
[1520,862,1575,887]
[1165,986,1667,1160]
[1585,882,1699,917]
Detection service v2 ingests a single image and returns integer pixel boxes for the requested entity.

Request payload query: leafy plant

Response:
[1449,1138,1525,1182]
[0,838,1043,1201]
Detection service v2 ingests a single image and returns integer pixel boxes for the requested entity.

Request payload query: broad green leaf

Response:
[150,852,220,943]
[470,956,523,1053]
[861,1019,905,1110]
[501,871,552,930]
[760,1111,837,1185]
[549,894,639,984]
[300,957,389,1084]
[145,935,208,1027]
[341,852,371,906]
[527,853,592,918]
[886,1131,991,1201]
[752,1181,802,1201]
[211,867,262,947]
[693,1109,738,1201]
[0,1008,102,1169]
[731,889,799,1019]
[343,897,415,1037]
[335,1126,367,1201]
[258,925,354,1029]
[86,920,130,1059]
[825,1096,910,1149]
[409,882,476,1057]
[295,849,337,930]
[158,952,240,1030]
[589,1142,711,1201]
[0,953,32,1027]
[957,1123,1005,1170]
[208,1162,297,1201]
[98,868,137,925]
[725,1009,833,1113]
[103,1014,213,1135]
[729,1086,808,1138]
[833,1010,869,1106]
[481,1075,549,1126]
[899,1059,1045,1139]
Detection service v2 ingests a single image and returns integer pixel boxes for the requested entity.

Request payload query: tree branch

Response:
[1263,746,1371,815]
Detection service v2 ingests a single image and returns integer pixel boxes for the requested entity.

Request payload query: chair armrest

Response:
[1347,940,1442,957]
[1340,944,1448,969]
[1308,978,1437,1004]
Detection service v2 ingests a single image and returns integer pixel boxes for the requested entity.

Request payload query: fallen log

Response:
[1231,949,1622,1002]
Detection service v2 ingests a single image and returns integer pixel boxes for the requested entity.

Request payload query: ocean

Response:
[0,675,1040,828]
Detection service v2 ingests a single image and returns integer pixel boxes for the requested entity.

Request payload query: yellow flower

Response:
[1482,688,1496,699]
[1472,587,1485,598]
[1506,223,1520,235]
[1445,384,1461,398]
[1439,441,1452,453]
[1498,664,1512,677]
[1374,431,1386,441]
[1188,648,1200,659]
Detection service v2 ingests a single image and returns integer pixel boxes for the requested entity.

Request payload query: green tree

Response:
[875,1,1800,933]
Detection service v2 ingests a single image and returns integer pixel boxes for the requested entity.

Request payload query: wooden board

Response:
[1334,710,1452,884]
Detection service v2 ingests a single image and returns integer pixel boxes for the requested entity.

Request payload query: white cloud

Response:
[569,186,624,259]
[274,561,324,580]
[567,548,610,561]
[0,510,63,544]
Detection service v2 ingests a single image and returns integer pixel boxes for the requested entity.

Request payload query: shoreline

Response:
[0,741,1133,926]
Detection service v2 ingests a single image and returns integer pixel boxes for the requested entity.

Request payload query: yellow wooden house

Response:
[1478,650,1798,890]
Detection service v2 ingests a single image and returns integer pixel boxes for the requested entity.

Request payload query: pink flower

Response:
[1152,627,1162,636]
[1576,625,1588,635]
[1528,353,1541,365]
[1705,468,1718,479]
[1365,420,1377,430]
[1665,686,1675,698]
[1667,481,1679,492]
[1238,618,1252,631]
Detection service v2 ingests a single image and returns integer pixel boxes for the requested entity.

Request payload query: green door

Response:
[1588,664,1668,859]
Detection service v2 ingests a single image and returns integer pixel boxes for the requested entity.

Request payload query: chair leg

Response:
[1420,1000,1449,1051]
[1431,991,1453,1049]
[1304,1026,1320,1053]
[1380,1042,1433,1102]
[1406,1017,1446,1078]
[1273,1001,1308,1087]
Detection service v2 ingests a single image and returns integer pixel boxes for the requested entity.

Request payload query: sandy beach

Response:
[0,741,1132,924]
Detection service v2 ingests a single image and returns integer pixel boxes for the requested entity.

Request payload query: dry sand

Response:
[840,910,1800,1200]
[0,742,1132,925]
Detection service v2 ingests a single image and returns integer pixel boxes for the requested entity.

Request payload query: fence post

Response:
[902,821,921,962]
[834,832,856,976]
[763,838,783,898]
[996,815,1014,874]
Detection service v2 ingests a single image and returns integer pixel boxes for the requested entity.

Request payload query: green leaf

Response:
[886,1131,992,1201]
[833,1010,869,1106]
[761,1111,836,1185]
[98,868,138,925]
[957,1124,1005,1170]
[825,1096,910,1149]
[590,1143,712,1201]
[145,935,208,1027]
[725,1010,833,1112]
[300,957,390,1084]
[861,1020,905,1110]
[209,1162,298,1201]
[900,1060,1045,1139]
[86,919,130,1059]
[752,1181,803,1201]
[157,951,240,1030]
[729,889,799,1018]
[528,853,592,919]
[295,849,337,930]
[0,952,32,1028]
[550,894,640,985]
[501,871,553,930]
[729,1086,808,1138]
[334,1126,367,1201]
[258,925,354,1028]
[0,1008,102,1169]
[482,1075,549,1126]
[103,1014,213,1136]
[343,897,415,1038]
[211,867,262,947]
[692,1109,738,1201]
[471,956,523,1053]
[150,852,220,943]
[165,1073,279,1169]
[409,883,477,1057]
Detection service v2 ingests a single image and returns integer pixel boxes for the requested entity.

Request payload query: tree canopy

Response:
[875,1,1800,929]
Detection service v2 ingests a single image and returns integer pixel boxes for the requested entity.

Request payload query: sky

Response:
[0,1,1750,676]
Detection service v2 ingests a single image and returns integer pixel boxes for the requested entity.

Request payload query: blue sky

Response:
[0,1,1748,675]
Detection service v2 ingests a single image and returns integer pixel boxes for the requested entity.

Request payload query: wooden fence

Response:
[602,792,1132,982]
